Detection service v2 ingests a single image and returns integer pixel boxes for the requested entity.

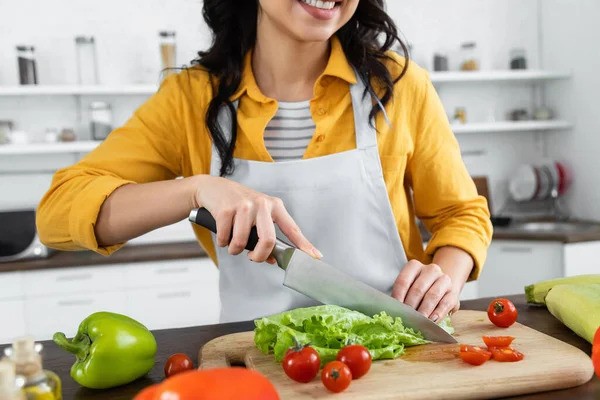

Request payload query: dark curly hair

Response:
[192,0,409,176]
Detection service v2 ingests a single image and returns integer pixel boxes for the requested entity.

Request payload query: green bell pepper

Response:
[53,311,157,389]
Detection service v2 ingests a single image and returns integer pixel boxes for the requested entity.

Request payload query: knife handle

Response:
[188,208,259,252]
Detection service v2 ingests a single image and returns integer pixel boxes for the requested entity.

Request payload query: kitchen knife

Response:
[189,207,457,344]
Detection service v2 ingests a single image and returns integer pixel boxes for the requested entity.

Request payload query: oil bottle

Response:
[3,337,62,400]
[0,358,25,400]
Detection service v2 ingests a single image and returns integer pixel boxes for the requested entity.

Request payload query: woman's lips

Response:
[297,0,340,21]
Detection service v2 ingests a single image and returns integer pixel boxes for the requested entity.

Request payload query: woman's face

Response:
[258,0,360,42]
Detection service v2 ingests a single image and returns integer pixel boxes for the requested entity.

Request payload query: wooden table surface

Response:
[2,294,597,400]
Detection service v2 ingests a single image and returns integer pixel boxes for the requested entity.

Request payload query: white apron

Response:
[210,74,409,323]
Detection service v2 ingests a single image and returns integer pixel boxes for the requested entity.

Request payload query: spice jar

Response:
[59,128,76,142]
[17,46,38,85]
[460,42,479,71]
[159,31,177,76]
[90,102,113,140]
[454,107,467,124]
[433,52,449,72]
[75,36,99,85]
[510,48,527,70]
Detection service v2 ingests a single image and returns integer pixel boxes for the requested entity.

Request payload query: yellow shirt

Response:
[36,36,492,280]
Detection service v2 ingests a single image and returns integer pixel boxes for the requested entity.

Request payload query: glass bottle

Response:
[510,48,527,70]
[75,36,99,85]
[3,337,62,400]
[16,46,38,85]
[90,102,113,140]
[159,31,177,77]
[460,42,479,71]
[0,359,25,400]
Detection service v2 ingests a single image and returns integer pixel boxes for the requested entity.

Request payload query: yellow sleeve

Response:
[407,69,493,281]
[36,74,189,255]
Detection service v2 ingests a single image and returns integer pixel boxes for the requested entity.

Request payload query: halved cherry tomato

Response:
[321,361,352,393]
[164,353,194,378]
[593,326,600,377]
[491,346,524,362]
[482,336,515,349]
[487,298,518,328]
[459,345,492,366]
[336,344,372,379]
[282,343,320,383]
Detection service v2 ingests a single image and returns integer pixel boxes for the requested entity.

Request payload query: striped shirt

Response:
[264,101,315,161]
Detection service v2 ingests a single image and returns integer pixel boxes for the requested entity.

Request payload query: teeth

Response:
[301,0,336,10]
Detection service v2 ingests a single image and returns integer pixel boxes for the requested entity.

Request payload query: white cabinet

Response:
[477,240,564,298]
[25,291,128,339]
[0,299,26,344]
[563,241,600,276]
[0,257,221,344]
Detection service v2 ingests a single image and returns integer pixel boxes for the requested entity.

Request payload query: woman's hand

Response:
[193,175,321,264]
[391,260,460,322]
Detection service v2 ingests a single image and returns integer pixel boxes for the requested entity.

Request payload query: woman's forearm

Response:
[95,175,205,246]
[432,246,475,292]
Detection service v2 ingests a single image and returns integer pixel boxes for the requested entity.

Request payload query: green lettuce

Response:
[254,305,451,366]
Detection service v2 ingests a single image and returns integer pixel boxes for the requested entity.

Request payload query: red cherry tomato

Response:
[592,326,600,377]
[491,346,525,362]
[487,298,518,328]
[164,353,194,378]
[321,361,352,393]
[282,344,320,383]
[482,336,515,349]
[336,344,372,379]
[459,345,492,366]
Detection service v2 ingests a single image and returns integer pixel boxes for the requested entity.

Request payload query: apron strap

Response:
[349,73,387,150]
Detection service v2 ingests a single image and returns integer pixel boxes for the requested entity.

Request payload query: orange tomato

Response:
[133,367,280,400]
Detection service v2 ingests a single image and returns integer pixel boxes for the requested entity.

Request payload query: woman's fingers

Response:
[215,208,235,248]
[391,260,423,303]
[403,263,442,310]
[248,202,277,263]
[228,201,255,255]
[271,197,322,259]
[417,275,452,320]
[430,292,458,323]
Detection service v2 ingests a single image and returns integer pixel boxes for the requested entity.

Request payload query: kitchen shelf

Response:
[430,70,571,84]
[0,85,158,96]
[452,120,573,134]
[0,70,570,97]
[0,141,101,155]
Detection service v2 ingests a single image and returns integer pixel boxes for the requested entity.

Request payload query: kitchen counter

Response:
[4,219,600,274]
[420,221,600,244]
[0,241,208,273]
[1,294,596,400]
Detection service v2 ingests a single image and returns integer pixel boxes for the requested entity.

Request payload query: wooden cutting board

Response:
[198,310,595,399]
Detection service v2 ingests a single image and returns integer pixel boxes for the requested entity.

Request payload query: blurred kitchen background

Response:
[1,0,599,344]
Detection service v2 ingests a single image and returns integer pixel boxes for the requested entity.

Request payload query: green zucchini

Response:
[525,274,600,305]
[545,283,600,344]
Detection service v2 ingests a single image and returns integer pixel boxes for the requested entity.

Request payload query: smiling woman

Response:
[36,0,492,325]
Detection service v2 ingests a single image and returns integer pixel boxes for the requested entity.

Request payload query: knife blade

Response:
[189,208,457,344]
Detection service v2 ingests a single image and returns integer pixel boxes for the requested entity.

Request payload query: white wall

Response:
[541,0,600,220]
[0,0,548,215]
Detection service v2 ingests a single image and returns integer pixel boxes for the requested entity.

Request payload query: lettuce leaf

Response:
[254,305,449,366]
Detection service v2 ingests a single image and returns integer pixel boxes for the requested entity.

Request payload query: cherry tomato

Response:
[282,344,320,383]
[321,361,352,393]
[592,326,600,377]
[164,353,194,378]
[482,336,515,349]
[336,344,372,379]
[491,346,524,362]
[459,345,492,366]
[487,298,518,328]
